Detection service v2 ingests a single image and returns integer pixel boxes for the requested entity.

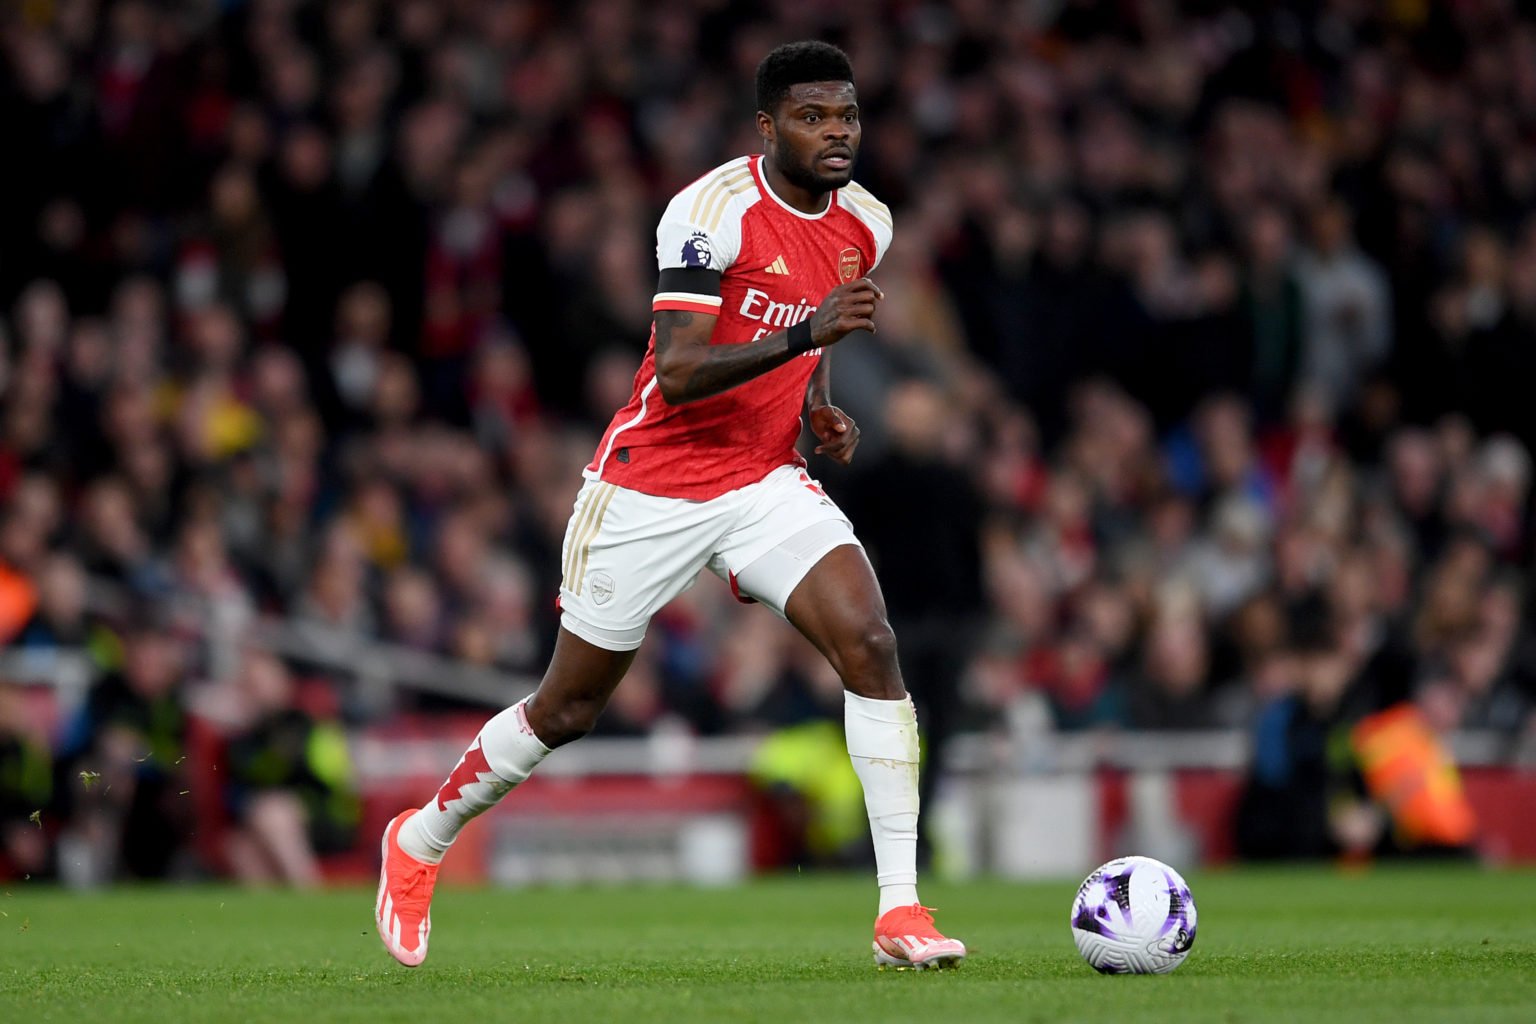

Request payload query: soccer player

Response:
[376,41,966,971]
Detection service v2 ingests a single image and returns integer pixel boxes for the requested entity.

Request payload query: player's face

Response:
[759,81,861,194]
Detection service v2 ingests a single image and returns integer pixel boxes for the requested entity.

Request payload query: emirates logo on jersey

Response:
[739,287,815,328]
[739,289,821,353]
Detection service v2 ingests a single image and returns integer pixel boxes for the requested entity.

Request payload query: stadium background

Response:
[1,0,1535,889]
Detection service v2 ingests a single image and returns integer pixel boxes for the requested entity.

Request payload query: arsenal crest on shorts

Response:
[838,247,861,282]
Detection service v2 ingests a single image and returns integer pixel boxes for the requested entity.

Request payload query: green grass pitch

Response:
[2,866,1533,1023]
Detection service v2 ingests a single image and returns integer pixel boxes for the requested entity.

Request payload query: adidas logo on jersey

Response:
[763,255,790,275]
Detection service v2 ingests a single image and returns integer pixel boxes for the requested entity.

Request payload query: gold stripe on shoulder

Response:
[701,173,756,233]
[843,182,891,211]
[842,189,892,228]
[687,169,726,222]
[689,170,752,226]
[696,170,753,230]
[687,162,752,223]
[849,202,892,230]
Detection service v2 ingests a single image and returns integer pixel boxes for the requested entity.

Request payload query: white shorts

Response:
[557,464,862,651]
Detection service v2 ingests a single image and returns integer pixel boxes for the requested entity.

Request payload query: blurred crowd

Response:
[4,0,1536,877]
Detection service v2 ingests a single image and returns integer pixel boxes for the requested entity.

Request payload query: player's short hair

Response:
[756,41,854,116]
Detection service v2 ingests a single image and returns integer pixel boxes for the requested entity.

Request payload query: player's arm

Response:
[653,274,882,405]
[805,347,862,465]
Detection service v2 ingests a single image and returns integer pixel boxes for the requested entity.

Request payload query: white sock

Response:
[844,690,922,917]
[398,697,551,864]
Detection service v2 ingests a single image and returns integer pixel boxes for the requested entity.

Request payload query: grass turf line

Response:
[2,866,1533,1023]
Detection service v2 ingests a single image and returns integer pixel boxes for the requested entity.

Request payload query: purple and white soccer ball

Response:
[1070,855,1198,975]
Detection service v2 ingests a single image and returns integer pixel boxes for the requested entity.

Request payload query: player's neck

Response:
[761,158,832,216]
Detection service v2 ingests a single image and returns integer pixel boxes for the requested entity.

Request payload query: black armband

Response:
[656,267,722,297]
[787,320,815,354]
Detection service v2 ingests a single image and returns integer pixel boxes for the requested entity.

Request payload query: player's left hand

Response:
[811,405,860,465]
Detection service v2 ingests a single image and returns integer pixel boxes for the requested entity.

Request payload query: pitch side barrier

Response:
[6,580,1531,883]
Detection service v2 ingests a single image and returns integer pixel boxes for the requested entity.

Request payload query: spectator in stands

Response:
[1186,496,1272,619]
[1130,590,1217,731]
[1235,604,1361,859]
[1240,206,1306,425]
[294,523,373,639]
[381,566,444,653]
[222,650,359,888]
[1295,198,1393,416]
[450,555,541,674]
[15,551,92,651]
[73,477,156,590]
[322,282,392,433]
[0,682,52,879]
[57,618,192,881]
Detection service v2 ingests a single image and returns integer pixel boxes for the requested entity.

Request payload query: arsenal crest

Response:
[838,247,861,282]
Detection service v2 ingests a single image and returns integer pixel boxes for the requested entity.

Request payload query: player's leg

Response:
[718,469,964,968]
[376,628,635,966]
[780,544,965,968]
[780,544,916,900]
[378,478,720,966]
[402,627,636,860]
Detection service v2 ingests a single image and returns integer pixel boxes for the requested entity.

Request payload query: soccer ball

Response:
[1070,855,1198,974]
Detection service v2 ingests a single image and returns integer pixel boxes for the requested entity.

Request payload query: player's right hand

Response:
[810,278,883,346]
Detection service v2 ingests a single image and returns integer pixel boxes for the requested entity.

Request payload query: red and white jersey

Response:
[585,154,893,500]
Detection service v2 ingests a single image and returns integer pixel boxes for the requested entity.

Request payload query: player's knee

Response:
[838,620,900,683]
[860,622,899,667]
[531,698,602,747]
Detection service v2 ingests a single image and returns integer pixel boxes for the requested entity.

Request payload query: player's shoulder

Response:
[665,156,761,233]
[837,179,893,237]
